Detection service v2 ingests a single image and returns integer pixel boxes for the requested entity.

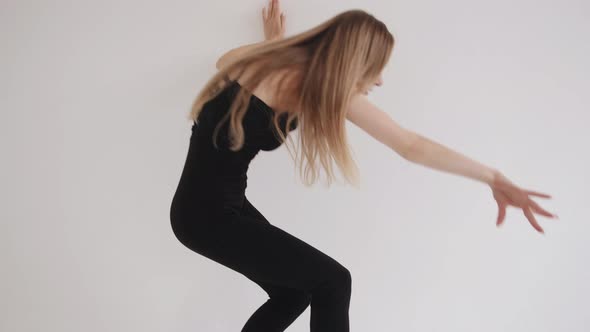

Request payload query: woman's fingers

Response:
[263,0,285,40]
[523,206,544,234]
[528,199,557,218]
[493,182,555,234]
[269,0,279,17]
[524,189,552,199]
[496,201,507,226]
[264,0,283,24]
[263,0,277,20]
[494,194,553,233]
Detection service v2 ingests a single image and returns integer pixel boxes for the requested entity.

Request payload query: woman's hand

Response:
[490,171,558,234]
[262,0,286,41]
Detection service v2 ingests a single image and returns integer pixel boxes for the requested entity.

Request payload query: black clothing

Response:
[169,80,351,332]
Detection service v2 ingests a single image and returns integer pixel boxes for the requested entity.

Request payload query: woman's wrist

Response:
[490,170,521,190]
[265,35,283,41]
[487,169,506,187]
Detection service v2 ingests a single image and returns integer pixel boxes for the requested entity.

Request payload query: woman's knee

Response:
[335,265,352,290]
[316,263,352,292]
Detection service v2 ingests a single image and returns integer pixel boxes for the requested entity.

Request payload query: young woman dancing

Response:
[170,1,557,331]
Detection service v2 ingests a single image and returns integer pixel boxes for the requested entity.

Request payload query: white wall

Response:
[2,0,588,331]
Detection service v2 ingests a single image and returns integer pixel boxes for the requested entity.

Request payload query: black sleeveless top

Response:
[170,80,298,218]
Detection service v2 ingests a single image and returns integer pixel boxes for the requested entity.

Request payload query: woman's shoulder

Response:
[226,66,302,115]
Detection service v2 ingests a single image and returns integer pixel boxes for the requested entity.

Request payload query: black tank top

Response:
[170,80,298,217]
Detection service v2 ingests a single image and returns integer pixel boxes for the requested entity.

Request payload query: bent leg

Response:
[241,277,311,332]
[239,198,313,331]
[178,197,351,332]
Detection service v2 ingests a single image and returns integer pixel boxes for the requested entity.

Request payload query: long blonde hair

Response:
[188,9,394,188]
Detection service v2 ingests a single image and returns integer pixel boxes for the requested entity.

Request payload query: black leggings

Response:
[170,196,351,332]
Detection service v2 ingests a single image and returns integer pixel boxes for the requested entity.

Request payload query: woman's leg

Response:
[238,197,312,331]
[240,276,312,332]
[177,197,352,332]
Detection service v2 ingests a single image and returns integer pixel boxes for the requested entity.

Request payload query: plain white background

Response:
[2,0,588,331]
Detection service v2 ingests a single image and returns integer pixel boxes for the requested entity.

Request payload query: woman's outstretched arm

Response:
[403,133,497,185]
[346,93,497,184]
[346,94,557,233]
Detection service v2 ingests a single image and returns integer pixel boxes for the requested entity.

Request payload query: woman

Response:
[169,1,557,331]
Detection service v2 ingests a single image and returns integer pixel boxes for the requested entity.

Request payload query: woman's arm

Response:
[216,40,272,70]
[216,0,286,69]
[346,93,498,185]
[346,94,557,233]
[405,133,499,185]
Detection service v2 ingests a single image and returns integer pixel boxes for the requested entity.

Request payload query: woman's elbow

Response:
[397,132,423,161]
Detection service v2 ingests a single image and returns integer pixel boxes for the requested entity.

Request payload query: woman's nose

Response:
[375,76,383,86]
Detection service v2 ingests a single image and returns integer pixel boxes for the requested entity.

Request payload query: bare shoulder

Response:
[228,65,302,114]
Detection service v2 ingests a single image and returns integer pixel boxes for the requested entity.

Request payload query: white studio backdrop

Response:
[2,0,588,331]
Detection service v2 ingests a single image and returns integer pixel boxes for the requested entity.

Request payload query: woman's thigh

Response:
[179,200,347,292]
